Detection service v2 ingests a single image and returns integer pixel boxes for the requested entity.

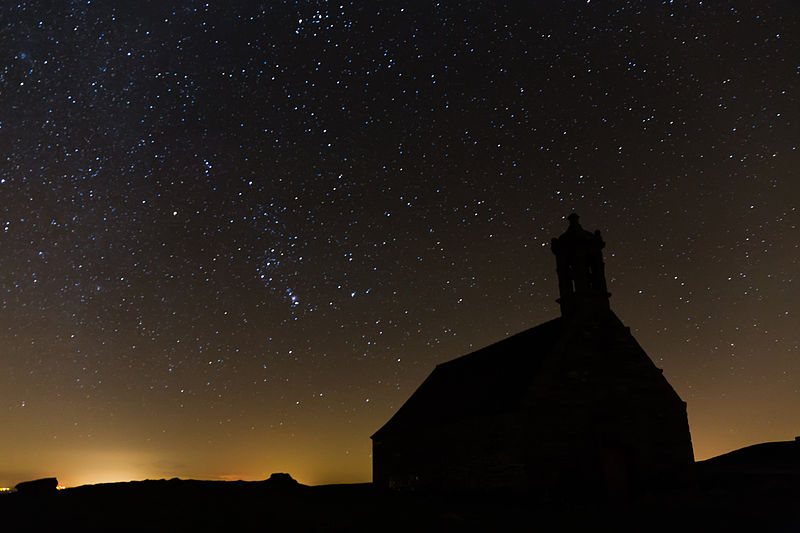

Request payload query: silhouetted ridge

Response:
[699,440,800,472]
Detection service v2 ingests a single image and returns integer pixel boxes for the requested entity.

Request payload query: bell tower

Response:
[551,213,611,321]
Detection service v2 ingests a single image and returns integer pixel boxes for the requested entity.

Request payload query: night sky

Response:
[1,1,798,488]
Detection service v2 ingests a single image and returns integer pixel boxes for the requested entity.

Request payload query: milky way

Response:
[1,1,797,486]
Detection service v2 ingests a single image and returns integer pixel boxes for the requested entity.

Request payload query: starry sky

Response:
[1,1,798,488]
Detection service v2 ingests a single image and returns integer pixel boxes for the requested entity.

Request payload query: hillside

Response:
[3,443,800,532]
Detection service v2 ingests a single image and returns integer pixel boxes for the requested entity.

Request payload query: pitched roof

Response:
[372,317,563,440]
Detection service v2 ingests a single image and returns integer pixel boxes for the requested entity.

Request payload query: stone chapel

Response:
[371,214,694,498]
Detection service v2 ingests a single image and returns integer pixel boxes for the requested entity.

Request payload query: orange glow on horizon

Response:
[4,425,794,490]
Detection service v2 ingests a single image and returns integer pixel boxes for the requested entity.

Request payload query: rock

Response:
[14,477,58,495]
[265,472,299,487]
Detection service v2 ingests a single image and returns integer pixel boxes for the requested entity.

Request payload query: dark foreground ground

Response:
[3,442,800,532]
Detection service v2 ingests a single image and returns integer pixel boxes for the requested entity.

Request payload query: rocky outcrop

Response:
[14,477,58,495]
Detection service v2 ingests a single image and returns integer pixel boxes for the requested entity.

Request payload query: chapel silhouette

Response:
[371,214,694,498]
